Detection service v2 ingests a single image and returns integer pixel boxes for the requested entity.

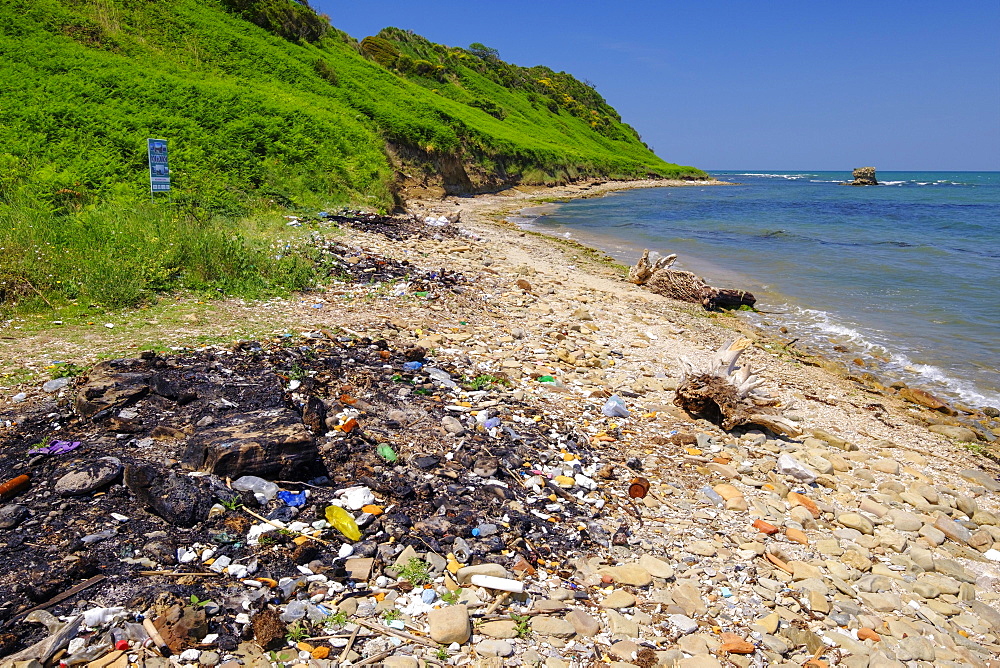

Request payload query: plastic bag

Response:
[324,505,361,541]
[277,490,307,507]
[376,443,398,462]
[602,395,630,418]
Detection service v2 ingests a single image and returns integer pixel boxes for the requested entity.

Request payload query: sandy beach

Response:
[2,178,1000,666]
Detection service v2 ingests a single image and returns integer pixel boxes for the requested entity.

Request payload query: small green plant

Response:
[29,435,52,452]
[324,610,348,627]
[50,361,87,379]
[510,613,531,638]
[220,496,243,511]
[257,533,278,546]
[397,557,432,585]
[440,589,460,605]
[286,364,306,380]
[466,374,508,391]
[382,608,401,623]
[189,594,214,608]
[413,388,431,396]
[434,647,448,661]
[285,621,309,643]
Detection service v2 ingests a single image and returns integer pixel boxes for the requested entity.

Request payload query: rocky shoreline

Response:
[2,179,1000,668]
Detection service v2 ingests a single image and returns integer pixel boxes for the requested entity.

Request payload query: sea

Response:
[513,171,1000,409]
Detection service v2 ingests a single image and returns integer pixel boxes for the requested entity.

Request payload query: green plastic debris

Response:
[537,375,556,383]
[377,443,398,463]
[414,291,429,297]
[325,505,361,541]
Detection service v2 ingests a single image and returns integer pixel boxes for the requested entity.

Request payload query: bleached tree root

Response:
[675,338,801,437]
[630,249,755,310]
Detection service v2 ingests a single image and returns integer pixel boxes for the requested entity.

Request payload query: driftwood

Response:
[628,249,676,284]
[629,250,755,310]
[674,338,801,436]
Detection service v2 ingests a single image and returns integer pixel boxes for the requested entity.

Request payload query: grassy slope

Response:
[0,0,704,310]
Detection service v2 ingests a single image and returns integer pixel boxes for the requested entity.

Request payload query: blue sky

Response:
[313,1,999,171]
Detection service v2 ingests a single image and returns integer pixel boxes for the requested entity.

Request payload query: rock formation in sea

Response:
[851,166,878,185]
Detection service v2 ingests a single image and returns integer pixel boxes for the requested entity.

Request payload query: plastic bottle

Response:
[471,523,497,537]
[324,505,361,541]
[280,601,307,622]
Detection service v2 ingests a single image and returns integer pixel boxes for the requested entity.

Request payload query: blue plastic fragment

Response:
[721,587,733,598]
[277,490,307,507]
[402,361,423,371]
[483,417,501,430]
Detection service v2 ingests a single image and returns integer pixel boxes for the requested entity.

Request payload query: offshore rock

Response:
[851,166,878,185]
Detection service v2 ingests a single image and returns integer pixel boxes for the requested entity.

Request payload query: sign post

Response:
[147,138,170,200]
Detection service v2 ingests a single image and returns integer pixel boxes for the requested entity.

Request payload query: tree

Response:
[468,42,499,61]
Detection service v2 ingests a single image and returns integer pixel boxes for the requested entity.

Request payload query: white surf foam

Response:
[759,306,1000,408]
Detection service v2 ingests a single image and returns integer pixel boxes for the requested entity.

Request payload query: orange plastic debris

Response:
[341,418,358,433]
[0,474,30,500]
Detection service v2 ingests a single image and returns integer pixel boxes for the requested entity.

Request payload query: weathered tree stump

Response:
[628,249,676,284]
[630,250,755,310]
[674,338,801,436]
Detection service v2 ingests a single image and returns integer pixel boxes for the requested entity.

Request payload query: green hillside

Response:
[0,0,705,310]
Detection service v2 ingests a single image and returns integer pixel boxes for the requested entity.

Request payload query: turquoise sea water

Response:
[517,171,1000,408]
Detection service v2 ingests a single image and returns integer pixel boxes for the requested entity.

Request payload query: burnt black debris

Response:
[0,327,604,657]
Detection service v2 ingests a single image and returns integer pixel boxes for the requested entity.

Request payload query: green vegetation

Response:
[219,496,243,511]
[464,373,509,390]
[440,589,460,605]
[510,612,532,638]
[49,361,88,379]
[284,620,309,643]
[324,610,348,628]
[397,557,432,585]
[0,0,704,313]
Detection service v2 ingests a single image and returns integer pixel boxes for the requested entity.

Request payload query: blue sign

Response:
[147,138,170,192]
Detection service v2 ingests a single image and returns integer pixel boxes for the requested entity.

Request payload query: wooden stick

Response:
[304,632,370,642]
[6,574,105,626]
[243,507,333,546]
[338,625,361,663]
[353,618,437,648]
[483,591,510,616]
[354,647,398,666]
[139,571,220,577]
